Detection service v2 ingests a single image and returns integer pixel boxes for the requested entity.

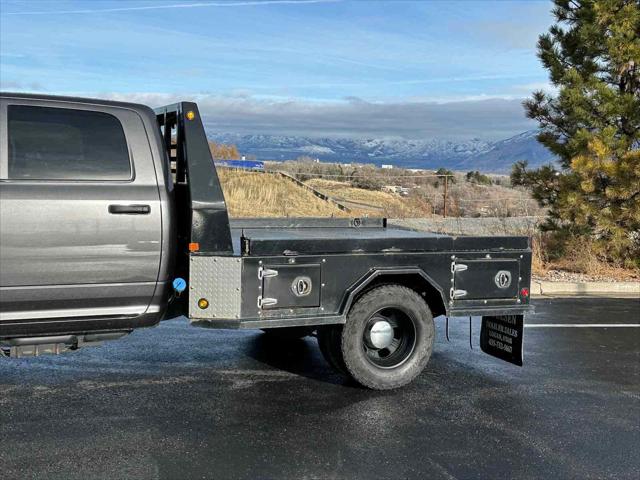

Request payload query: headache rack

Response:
[155,102,234,256]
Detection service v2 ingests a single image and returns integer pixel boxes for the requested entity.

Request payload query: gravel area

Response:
[534,270,639,283]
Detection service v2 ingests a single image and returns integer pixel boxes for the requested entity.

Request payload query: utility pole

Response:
[443,175,448,218]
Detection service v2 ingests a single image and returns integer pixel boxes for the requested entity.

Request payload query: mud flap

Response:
[480,315,524,366]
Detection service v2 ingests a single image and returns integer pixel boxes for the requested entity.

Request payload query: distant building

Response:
[215,159,264,171]
[381,164,394,169]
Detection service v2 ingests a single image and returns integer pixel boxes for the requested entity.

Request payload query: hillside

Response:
[305,179,433,218]
[217,169,351,218]
[209,130,557,173]
[218,170,434,218]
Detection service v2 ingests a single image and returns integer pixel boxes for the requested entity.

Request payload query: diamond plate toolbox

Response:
[189,256,242,319]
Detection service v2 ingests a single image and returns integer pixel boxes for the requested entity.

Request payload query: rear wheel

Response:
[261,327,314,341]
[340,285,435,390]
[317,325,348,375]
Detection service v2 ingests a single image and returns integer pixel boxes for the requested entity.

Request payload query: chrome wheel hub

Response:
[362,308,417,369]
[369,319,394,349]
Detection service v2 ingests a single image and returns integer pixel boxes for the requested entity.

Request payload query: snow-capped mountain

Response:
[208,130,556,173]
[453,131,557,172]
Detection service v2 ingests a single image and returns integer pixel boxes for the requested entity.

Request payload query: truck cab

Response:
[0,93,175,339]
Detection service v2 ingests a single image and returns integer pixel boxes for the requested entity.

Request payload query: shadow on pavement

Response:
[244,332,358,388]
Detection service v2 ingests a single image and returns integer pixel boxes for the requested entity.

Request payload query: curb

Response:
[531,280,640,297]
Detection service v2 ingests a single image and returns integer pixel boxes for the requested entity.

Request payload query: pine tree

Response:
[513,0,640,267]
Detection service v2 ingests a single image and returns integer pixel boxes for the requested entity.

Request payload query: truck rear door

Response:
[0,98,162,324]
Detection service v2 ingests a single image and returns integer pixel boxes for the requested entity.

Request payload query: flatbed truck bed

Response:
[0,93,532,389]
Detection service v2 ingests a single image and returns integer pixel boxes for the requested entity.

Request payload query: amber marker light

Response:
[188,242,200,252]
[198,298,209,309]
[185,110,196,121]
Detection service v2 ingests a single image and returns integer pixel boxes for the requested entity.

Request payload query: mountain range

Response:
[208,129,556,173]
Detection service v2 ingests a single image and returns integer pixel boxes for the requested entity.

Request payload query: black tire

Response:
[341,285,435,390]
[317,325,349,376]
[261,327,314,341]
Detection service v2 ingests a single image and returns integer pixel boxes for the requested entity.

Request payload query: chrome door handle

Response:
[108,204,151,215]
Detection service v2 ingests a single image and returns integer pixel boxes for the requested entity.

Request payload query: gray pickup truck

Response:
[0,93,533,389]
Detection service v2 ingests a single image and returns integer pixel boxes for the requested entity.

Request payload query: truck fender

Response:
[340,267,448,318]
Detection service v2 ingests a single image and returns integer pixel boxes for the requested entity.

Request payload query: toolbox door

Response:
[452,258,520,300]
[259,264,321,310]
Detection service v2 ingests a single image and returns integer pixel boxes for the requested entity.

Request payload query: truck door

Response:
[0,99,162,323]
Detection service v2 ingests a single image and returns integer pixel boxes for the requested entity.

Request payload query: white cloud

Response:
[100,92,534,140]
[1,80,46,91]
[3,0,336,16]
[512,82,558,95]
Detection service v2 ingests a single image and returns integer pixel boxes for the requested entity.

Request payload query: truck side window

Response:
[7,105,132,181]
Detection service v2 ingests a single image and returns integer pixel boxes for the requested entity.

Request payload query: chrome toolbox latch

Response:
[258,267,278,280]
[450,288,468,299]
[257,296,278,308]
[451,262,468,273]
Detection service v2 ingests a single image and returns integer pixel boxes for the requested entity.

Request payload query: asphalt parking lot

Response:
[1,297,639,479]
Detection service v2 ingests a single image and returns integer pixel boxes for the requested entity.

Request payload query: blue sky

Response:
[0,0,554,139]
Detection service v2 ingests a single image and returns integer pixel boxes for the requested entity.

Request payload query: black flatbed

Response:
[230,218,529,256]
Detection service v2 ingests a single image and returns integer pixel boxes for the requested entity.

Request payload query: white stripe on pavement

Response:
[525,324,640,328]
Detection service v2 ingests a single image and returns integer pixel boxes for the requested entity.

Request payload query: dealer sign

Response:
[480,315,524,366]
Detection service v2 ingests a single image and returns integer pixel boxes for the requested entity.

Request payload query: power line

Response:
[270,171,455,179]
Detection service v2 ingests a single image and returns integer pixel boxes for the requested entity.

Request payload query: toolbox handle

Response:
[258,267,279,280]
[257,296,278,308]
[451,263,468,273]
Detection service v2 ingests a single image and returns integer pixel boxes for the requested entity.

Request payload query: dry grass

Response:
[270,160,545,217]
[530,235,548,277]
[306,178,399,205]
[531,233,639,281]
[218,169,351,218]
[218,170,432,218]
[306,178,433,218]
